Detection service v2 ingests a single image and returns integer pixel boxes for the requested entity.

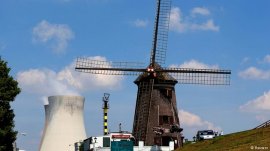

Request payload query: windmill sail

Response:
[150,0,171,65]
[76,57,145,75]
[159,67,231,85]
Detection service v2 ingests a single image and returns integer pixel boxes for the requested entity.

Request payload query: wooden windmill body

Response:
[75,0,231,148]
[133,70,181,146]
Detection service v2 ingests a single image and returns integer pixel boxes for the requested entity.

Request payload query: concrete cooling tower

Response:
[39,95,87,151]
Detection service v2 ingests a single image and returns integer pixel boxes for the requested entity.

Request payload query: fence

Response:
[254,120,270,129]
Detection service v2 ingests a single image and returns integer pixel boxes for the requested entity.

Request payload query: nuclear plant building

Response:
[39,95,87,151]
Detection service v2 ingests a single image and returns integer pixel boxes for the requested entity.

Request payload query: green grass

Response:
[177,126,270,151]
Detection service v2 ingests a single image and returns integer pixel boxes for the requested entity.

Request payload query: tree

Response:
[0,57,21,151]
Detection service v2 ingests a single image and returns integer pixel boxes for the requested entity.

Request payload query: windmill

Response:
[75,0,231,148]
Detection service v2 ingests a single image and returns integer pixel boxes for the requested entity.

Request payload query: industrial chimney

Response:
[39,95,87,151]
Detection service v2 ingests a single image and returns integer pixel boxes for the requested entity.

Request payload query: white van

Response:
[196,130,215,141]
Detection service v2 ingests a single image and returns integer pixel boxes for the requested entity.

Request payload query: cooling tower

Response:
[39,95,87,151]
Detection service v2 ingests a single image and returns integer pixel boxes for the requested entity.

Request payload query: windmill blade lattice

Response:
[76,57,146,75]
[160,67,231,85]
[150,0,171,65]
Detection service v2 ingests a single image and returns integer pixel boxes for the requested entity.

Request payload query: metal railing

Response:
[254,120,270,129]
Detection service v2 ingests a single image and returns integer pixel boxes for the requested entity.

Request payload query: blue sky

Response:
[1,0,270,150]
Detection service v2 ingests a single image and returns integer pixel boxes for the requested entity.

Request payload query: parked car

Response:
[196,130,215,141]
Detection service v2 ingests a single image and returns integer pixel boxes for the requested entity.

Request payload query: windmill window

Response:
[163,116,169,124]
[159,115,174,125]
[161,89,172,98]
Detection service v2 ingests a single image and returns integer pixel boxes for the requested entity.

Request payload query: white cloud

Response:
[133,19,149,28]
[17,68,79,96]
[170,59,219,69]
[191,7,210,16]
[239,67,270,80]
[179,109,221,130]
[240,54,270,80]
[179,109,221,138]
[240,91,270,112]
[190,19,219,31]
[170,7,187,33]
[240,91,270,122]
[32,20,74,53]
[170,7,219,33]
[17,56,123,98]
[263,55,270,63]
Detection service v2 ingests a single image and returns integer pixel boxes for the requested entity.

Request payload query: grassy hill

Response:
[177,126,270,151]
